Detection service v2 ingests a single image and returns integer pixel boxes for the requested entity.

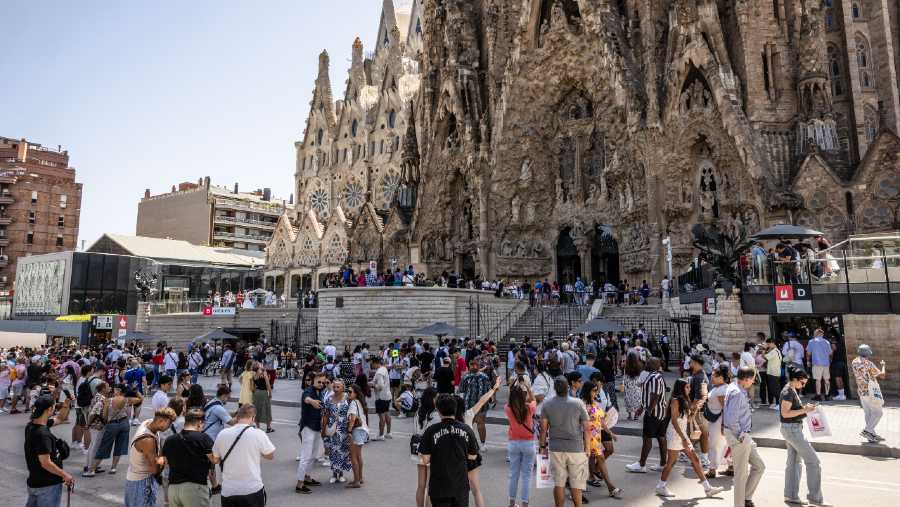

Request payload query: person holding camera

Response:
[25,394,73,507]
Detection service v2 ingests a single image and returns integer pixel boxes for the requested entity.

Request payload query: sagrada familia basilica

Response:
[266,0,900,291]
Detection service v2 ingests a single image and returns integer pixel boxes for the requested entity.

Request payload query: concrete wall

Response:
[317,287,518,348]
[136,188,211,245]
[135,303,309,349]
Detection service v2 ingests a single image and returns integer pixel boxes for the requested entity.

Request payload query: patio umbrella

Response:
[408,322,468,338]
[118,331,159,342]
[751,224,823,240]
[571,317,626,334]
[193,328,238,343]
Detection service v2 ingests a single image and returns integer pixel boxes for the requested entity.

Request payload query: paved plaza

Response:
[3,380,898,507]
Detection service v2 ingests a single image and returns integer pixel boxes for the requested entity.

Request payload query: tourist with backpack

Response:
[203,385,233,495]
[25,395,74,507]
[73,365,100,452]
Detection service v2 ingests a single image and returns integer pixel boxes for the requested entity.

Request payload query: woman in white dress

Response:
[705,364,732,478]
[656,378,724,499]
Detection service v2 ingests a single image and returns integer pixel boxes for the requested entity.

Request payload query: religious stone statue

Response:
[501,239,513,257]
[511,195,521,223]
[625,180,634,212]
[515,242,527,258]
[525,203,536,223]
[555,176,565,204]
[519,159,532,182]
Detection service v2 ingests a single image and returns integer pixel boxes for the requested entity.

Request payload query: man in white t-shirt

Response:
[371,357,392,440]
[163,347,179,377]
[212,404,276,504]
[152,375,172,412]
[323,341,337,361]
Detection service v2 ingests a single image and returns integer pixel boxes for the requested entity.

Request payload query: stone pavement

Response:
[195,370,900,458]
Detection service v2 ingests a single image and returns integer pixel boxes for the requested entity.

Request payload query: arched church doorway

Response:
[461,253,476,281]
[556,228,581,285]
[591,226,620,285]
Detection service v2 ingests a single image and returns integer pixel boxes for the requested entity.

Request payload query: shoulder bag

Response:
[220,425,253,468]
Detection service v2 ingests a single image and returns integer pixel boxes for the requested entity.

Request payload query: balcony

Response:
[213,231,271,244]
[0,194,13,205]
[0,256,8,268]
[0,216,12,226]
[213,215,277,229]
[0,238,9,247]
[214,198,282,216]
[0,175,16,184]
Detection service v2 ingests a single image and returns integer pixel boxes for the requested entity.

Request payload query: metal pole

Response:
[881,246,893,313]
[843,249,852,313]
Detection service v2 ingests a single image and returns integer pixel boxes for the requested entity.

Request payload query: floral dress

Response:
[325,397,352,475]
[623,374,642,417]
[586,402,606,457]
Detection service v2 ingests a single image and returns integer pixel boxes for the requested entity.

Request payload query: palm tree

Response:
[691,223,754,289]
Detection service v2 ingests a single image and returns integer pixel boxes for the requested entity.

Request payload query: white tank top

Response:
[126,420,159,481]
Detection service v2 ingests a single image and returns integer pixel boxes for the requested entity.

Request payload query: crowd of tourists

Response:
[5,323,889,507]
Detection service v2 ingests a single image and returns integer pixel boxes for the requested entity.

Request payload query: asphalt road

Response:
[2,403,898,506]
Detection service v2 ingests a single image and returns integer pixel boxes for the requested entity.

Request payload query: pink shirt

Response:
[505,400,536,441]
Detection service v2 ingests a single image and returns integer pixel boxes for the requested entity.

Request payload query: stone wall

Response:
[135,303,309,349]
[842,314,900,398]
[316,287,518,348]
[667,290,770,352]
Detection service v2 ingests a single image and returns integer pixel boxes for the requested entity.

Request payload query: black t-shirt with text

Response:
[418,419,479,500]
[25,421,63,488]
[779,386,806,424]
[162,429,214,485]
[690,370,708,402]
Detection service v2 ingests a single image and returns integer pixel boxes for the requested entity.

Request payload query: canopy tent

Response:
[571,317,626,334]
[751,224,823,240]
[407,322,468,338]
[193,328,239,343]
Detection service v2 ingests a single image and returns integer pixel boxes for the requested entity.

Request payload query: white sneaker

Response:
[371,435,384,441]
[329,476,337,484]
[648,464,663,472]
[784,498,808,505]
[396,413,406,419]
[705,486,724,497]
[833,394,846,401]
[321,459,331,467]
[130,419,140,426]
[769,404,779,410]
[338,475,346,483]
[296,456,301,461]
[655,485,674,497]
[625,462,647,473]
[384,433,393,439]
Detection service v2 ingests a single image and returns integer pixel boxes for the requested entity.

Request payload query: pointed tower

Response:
[313,50,336,129]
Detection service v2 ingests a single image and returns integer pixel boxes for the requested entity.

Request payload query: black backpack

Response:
[76,378,95,408]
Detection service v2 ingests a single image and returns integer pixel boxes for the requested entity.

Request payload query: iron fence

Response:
[269,311,318,355]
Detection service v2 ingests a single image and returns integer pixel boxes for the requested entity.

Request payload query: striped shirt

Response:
[642,371,667,419]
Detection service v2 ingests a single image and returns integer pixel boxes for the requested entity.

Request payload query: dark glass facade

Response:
[67,252,262,315]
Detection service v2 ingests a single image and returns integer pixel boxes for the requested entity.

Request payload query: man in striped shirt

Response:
[626,357,668,473]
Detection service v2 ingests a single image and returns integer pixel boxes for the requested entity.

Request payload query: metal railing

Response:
[214,215,278,228]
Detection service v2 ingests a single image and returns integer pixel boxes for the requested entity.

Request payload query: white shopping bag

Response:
[535,452,555,489]
[605,407,619,430]
[805,408,832,438]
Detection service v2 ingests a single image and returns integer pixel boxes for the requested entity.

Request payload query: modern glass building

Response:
[12,234,264,318]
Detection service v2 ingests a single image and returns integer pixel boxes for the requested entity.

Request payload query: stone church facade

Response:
[268,0,900,293]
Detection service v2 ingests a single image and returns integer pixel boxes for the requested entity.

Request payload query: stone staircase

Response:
[601,304,675,336]
[502,305,592,345]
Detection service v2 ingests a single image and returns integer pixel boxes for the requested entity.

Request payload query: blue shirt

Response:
[751,246,766,258]
[123,367,145,394]
[807,337,832,366]
[575,364,600,382]
[722,383,752,436]
[203,400,231,440]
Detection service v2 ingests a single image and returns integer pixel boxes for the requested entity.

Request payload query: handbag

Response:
[702,402,721,423]
[867,379,885,408]
[325,420,337,437]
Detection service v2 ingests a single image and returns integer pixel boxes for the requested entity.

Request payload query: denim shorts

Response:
[352,428,369,445]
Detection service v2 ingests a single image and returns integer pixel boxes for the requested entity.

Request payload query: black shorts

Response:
[601,429,613,443]
[390,379,401,389]
[466,453,482,471]
[75,407,88,427]
[430,496,468,507]
[221,487,266,507]
[831,362,847,377]
[375,399,391,414]
[642,414,669,439]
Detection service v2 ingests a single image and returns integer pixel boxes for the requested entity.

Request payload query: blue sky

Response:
[0,0,382,247]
